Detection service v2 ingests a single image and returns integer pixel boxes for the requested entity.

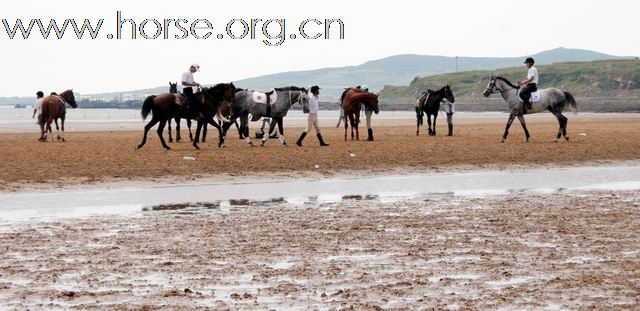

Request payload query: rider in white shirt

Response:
[32,91,45,141]
[518,57,538,111]
[181,64,201,118]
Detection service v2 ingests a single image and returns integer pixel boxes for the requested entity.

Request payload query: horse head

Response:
[482,75,497,97]
[226,82,237,101]
[60,89,77,108]
[444,85,455,103]
[298,91,310,113]
[169,82,178,94]
[367,93,380,114]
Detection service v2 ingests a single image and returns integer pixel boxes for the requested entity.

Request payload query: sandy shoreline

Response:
[1,114,639,192]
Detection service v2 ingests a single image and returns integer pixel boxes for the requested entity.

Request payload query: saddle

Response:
[517,89,542,103]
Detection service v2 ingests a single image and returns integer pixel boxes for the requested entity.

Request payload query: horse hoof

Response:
[565,137,570,141]
[61,138,65,142]
[500,140,505,143]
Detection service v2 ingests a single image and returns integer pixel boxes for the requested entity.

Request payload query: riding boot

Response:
[317,133,329,146]
[447,124,453,136]
[296,132,307,147]
[367,128,374,141]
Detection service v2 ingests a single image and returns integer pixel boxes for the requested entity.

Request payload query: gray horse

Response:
[223,86,310,146]
[482,75,577,143]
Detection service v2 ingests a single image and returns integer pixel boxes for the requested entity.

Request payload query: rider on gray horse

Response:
[517,57,538,112]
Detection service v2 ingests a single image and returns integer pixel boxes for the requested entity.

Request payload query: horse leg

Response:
[206,119,225,148]
[187,119,194,142]
[192,120,202,149]
[277,118,286,145]
[137,117,159,149]
[168,119,173,143]
[241,115,254,146]
[202,123,208,143]
[60,116,66,142]
[416,111,421,136]
[262,118,278,147]
[426,114,433,136]
[157,119,171,150]
[560,114,569,141]
[174,117,182,142]
[344,114,349,141]
[433,112,438,136]
[54,119,61,141]
[501,113,516,143]
[516,114,531,143]
[355,114,360,140]
[350,115,355,140]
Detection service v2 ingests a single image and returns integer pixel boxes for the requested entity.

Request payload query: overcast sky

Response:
[1,0,638,97]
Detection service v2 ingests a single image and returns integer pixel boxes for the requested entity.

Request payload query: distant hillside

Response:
[84,47,627,101]
[379,59,640,99]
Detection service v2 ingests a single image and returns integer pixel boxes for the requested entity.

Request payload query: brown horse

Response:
[40,89,77,142]
[342,88,379,141]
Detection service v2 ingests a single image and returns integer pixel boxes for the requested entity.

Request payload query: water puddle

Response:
[1,164,639,222]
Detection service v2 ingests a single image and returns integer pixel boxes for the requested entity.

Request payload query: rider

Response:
[518,57,538,112]
[181,64,201,118]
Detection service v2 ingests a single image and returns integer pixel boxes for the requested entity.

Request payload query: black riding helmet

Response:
[524,57,535,65]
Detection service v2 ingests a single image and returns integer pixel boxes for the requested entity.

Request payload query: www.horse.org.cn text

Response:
[1,11,345,46]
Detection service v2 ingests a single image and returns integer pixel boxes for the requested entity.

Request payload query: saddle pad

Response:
[252,89,278,104]
[518,89,542,103]
[530,90,542,103]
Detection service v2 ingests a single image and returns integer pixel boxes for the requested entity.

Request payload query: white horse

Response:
[483,75,577,143]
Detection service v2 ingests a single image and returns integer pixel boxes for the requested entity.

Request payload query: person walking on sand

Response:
[296,85,329,147]
[32,91,45,142]
[181,64,202,119]
[518,57,538,113]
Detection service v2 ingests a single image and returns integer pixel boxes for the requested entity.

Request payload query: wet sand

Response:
[1,190,639,309]
[1,114,639,191]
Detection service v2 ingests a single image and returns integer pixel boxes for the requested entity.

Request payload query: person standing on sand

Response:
[296,85,329,147]
[32,91,45,142]
[443,98,455,136]
[181,64,202,118]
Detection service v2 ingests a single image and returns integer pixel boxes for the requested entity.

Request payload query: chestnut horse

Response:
[40,89,77,142]
[342,88,379,141]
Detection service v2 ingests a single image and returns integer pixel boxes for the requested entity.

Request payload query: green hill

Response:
[379,59,640,99]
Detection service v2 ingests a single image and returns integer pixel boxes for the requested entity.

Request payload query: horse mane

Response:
[274,86,308,93]
[495,76,520,89]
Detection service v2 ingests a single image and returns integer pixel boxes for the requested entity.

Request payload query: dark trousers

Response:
[519,83,538,105]
[183,87,198,114]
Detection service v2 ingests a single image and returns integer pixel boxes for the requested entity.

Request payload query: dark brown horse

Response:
[415,85,455,136]
[342,88,379,141]
[166,82,207,143]
[137,90,187,150]
[137,82,236,150]
[40,89,77,142]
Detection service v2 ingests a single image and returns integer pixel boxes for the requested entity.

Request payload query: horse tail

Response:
[564,91,577,114]
[141,95,156,120]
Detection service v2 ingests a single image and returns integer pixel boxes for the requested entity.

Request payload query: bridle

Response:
[484,78,519,96]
